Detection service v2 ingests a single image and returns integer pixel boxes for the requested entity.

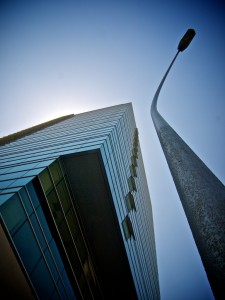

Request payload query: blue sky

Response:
[1,1,224,299]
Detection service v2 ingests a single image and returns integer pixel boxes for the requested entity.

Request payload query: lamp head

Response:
[178,29,196,52]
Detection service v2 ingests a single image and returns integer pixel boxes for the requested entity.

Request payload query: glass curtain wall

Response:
[38,158,102,300]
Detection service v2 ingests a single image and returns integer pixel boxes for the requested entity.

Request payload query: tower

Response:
[0,103,160,299]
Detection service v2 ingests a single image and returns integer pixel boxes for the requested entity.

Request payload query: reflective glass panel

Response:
[0,193,14,205]
[39,169,53,194]
[47,189,64,226]
[45,248,59,283]
[30,213,47,251]
[75,232,87,264]
[26,182,40,209]
[57,279,68,300]
[11,177,34,187]
[11,162,39,172]
[68,247,83,279]
[49,161,63,184]
[30,258,55,299]
[0,193,26,235]
[25,168,44,177]
[36,206,52,243]
[66,208,79,240]
[0,171,26,181]
[0,179,15,189]
[59,219,73,254]
[49,239,64,273]
[19,188,33,216]
[56,180,71,214]
[61,268,75,299]
[36,159,55,168]
[13,221,42,273]
[50,289,61,300]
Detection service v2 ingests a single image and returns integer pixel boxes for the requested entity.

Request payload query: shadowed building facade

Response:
[0,103,160,300]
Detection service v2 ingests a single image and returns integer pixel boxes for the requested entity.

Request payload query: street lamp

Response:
[151,29,225,300]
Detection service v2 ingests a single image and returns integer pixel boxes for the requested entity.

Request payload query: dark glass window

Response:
[132,147,138,158]
[36,206,52,243]
[26,182,40,209]
[49,161,63,184]
[50,289,61,300]
[66,209,79,240]
[130,164,137,178]
[79,272,91,300]
[39,169,53,194]
[56,180,71,214]
[76,232,87,265]
[45,248,59,283]
[128,176,137,192]
[47,189,64,226]
[122,215,135,241]
[13,221,42,273]
[0,193,26,235]
[131,155,137,167]
[30,213,47,251]
[125,192,136,212]
[49,239,64,274]
[57,279,68,300]
[59,219,73,254]
[68,247,83,279]
[30,258,55,299]
[19,188,33,216]
[61,268,75,299]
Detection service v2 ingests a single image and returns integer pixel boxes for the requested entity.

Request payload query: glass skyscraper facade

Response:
[0,103,160,299]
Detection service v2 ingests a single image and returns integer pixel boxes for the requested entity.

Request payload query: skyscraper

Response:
[0,103,160,300]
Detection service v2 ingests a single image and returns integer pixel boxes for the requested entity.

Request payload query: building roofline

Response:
[0,114,74,146]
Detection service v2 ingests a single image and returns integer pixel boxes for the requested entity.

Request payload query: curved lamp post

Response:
[151,29,225,299]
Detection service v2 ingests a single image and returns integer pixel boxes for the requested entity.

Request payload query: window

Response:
[122,215,135,240]
[128,176,137,192]
[30,258,56,299]
[131,155,137,167]
[11,177,34,188]
[49,239,64,274]
[39,169,53,194]
[26,182,40,209]
[57,279,68,300]
[134,128,139,137]
[19,188,33,216]
[30,213,47,252]
[76,232,87,264]
[45,248,59,283]
[36,206,52,243]
[132,147,138,158]
[59,219,73,254]
[66,208,79,241]
[49,161,63,184]
[61,268,75,299]
[125,192,136,212]
[13,221,42,273]
[47,189,63,226]
[130,164,137,178]
[0,193,26,235]
[56,180,71,214]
